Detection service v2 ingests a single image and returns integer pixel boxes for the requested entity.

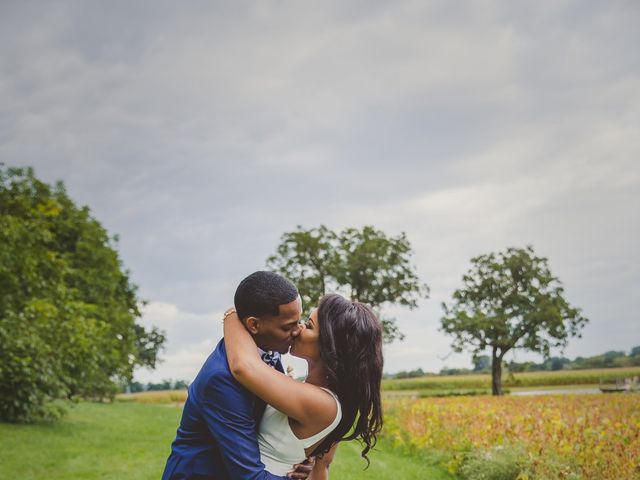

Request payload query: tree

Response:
[630,346,640,366]
[267,225,428,342]
[440,246,588,395]
[173,379,189,390]
[0,165,165,422]
[472,355,491,373]
[394,368,426,379]
[546,356,571,371]
[266,225,337,313]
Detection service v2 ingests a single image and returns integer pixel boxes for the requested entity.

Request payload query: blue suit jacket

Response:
[161,339,288,480]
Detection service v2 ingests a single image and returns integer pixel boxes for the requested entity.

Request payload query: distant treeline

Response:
[388,346,640,379]
[133,347,640,386]
[507,346,640,372]
[124,379,190,393]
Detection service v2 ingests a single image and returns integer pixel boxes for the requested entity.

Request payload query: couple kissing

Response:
[162,271,383,480]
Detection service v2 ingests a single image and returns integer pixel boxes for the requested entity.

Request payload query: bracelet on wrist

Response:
[222,308,236,322]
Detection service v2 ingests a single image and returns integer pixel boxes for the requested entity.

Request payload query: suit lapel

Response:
[275,358,285,374]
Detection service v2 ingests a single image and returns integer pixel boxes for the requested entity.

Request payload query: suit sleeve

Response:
[201,371,289,480]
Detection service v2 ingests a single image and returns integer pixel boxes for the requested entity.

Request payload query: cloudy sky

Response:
[2,1,638,382]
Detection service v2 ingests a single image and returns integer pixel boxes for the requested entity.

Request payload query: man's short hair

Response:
[234,271,298,319]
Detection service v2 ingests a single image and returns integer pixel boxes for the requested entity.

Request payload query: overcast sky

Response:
[2,1,638,382]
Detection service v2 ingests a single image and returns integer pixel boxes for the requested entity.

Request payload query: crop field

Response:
[116,389,188,405]
[383,393,640,479]
[382,367,640,392]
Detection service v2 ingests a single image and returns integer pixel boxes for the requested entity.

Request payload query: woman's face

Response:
[290,308,321,362]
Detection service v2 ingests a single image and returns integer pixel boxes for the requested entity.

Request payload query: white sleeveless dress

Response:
[257,388,342,475]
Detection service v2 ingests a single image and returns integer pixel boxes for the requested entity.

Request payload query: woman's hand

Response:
[287,456,316,479]
[223,309,261,375]
[307,444,338,480]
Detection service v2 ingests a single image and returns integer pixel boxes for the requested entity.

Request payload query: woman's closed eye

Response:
[298,317,311,327]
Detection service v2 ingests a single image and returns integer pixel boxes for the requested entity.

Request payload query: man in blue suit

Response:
[162,271,312,480]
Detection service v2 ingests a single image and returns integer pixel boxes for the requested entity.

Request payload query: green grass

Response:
[0,402,181,480]
[0,401,455,480]
[332,439,455,479]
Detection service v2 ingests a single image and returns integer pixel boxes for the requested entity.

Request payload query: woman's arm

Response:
[223,311,336,426]
[308,444,339,480]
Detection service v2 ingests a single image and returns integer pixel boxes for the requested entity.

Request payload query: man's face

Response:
[252,296,303,354]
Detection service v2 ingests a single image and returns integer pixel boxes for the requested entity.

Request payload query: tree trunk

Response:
[491,346,503,396]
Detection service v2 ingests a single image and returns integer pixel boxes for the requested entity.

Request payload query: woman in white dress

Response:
[224,293,384,479]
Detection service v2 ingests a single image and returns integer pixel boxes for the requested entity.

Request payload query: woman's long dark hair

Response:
[311,293,384,467]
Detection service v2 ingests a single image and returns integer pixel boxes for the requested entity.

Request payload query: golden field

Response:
[116,389,187,405]
[383,394,640,479]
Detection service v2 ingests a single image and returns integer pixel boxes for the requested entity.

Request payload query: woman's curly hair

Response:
[310,293,384,467]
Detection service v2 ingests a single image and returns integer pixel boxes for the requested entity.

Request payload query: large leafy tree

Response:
[0,165,165,422]
[267,225,428,342]
[440,246,588,395]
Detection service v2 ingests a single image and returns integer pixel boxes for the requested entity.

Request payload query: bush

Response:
[0,165,165,422]
[459,445,525,480]
[458,444,581,480]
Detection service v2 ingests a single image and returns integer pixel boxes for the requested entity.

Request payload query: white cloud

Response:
[2,1,639,380]
[134,302,223,382]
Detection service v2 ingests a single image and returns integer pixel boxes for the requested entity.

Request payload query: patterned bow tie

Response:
[261,351,280,368]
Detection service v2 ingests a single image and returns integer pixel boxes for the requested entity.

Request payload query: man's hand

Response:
[287,456,316,479]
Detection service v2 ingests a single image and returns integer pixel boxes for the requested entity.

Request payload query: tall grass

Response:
[383,366,640,391]
[383,393,640,479]
[116,389,187,405]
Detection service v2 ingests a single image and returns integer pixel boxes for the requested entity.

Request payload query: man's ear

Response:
[244,316,260,335]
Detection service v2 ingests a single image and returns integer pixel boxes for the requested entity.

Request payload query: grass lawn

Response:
[0,401,454,480]
[332,439,454,479]
[0,401,180,480]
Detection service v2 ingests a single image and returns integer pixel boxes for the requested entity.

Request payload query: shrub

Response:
[459,445,525,480]
[0,165,165,422]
